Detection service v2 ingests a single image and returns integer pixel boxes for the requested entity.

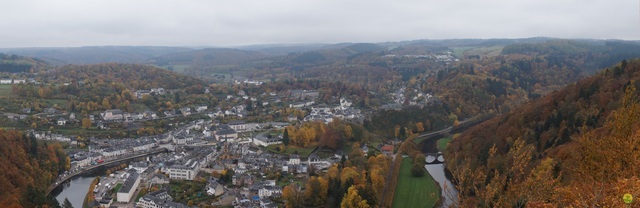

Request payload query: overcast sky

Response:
[0,0,638,47]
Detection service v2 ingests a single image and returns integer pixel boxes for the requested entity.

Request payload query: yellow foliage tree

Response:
[283,184,304,208]
[81,118,92,129]
[304,176,329,206]
[415,122,425,133]
[341,186,370,208]
[340,167,361,186]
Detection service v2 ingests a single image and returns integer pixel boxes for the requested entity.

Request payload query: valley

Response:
[0,38,639,208]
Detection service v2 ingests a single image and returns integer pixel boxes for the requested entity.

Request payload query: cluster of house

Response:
[209,105,248,118]
[28,130,81,145]
[381,51,460,63]
[54,112,354,208]
[101,109,158,122]
[134,88,168,99]
[388,87,436,107]
[138,189,191,208]
[302,98,364,124]
[97,104,208,124]
[166,119,289,148]
[89,160,192,208]
[212,143,321,208]
[0,78,26,84]
[90,146,217,208]
[235,79,264,86]
[90,137,158,157]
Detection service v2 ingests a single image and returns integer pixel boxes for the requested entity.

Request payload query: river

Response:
[425,164,458,208]
[51,167,107,208]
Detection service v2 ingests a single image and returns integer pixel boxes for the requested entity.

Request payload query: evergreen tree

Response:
[283,128,290,146]
[174,93,181,103]
[246,99,253,112]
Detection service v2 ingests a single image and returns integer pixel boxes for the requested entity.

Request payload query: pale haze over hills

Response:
[0,0,638,47]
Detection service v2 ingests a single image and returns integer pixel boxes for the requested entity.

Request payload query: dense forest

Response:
[446,59,640,206]
[0,129,69,207]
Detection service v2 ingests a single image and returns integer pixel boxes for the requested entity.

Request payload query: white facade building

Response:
[168,160,200,180]
[117,171,140,203]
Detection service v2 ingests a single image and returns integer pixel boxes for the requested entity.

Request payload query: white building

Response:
[133,142,156,152]
[102,148,128,157]
[168,160,200,180]
[173,135,194,145]
[101,109,124,121]
[215,129,238,142]
[259,187,283,199]
[117,170,141,203]
[228,120,247,132]
[137,190,183,208]
[196,105,208,112]
[288,155,300,165]
[252,135,282,147]
[56,118,67,126]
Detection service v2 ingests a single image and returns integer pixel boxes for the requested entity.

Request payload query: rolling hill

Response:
[0,46,195,65]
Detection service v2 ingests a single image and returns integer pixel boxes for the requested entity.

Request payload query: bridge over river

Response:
[46,147,169,196]
[424,152,445,164]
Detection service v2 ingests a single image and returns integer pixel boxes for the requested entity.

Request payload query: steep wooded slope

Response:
[446,59,640,207]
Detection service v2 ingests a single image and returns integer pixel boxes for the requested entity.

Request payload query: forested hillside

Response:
[0,130,68,207]
[49,63,207,90]
[424,40,640,120]
[446,59,640,207]
[0,53,50,73]
[365,40,640,137]
[11,63,210,114]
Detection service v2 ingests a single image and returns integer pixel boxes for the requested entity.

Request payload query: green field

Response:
[265,144,316,157]
[451,46,504,58]
[437,137,451,152]
[0,85,13,97]
[392,157,440,208]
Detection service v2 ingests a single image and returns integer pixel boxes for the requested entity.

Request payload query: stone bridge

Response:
[424,152,444,164]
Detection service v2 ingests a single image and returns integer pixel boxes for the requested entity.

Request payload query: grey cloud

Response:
[0,0,638,47]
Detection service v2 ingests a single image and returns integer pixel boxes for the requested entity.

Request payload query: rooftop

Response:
[118,170,139,194]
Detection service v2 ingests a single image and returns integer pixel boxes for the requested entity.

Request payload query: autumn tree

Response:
[415,122,425,133]
[304,176,329,206]
[344,125,353,140]
[340,167,361,186]
[411,154,426,177]
[341,186,369,208]
[556,84,640,206]
[101,98,110,109]
[283,184,304,208]
[81,118,92,129]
